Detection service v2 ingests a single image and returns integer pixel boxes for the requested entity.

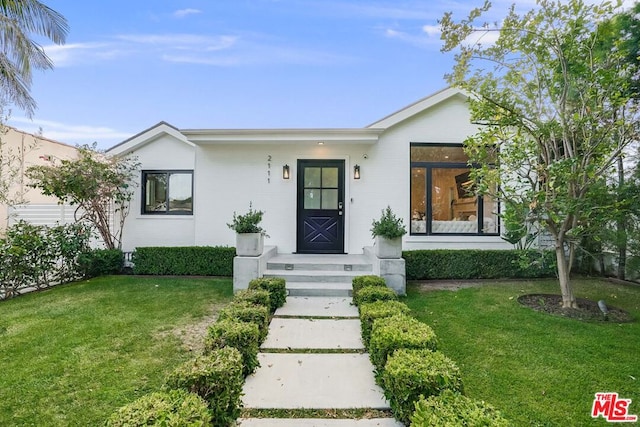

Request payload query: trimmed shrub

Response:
[352,275,386,296]
[218,301,270,343]
[369,314,437,373]
[106,389,211,426]
[383,349,464,424]
[359,300,411,348]
[132,246,235,276]
[204,319,260,376]
[165,348,243,426]
[403,249,556,280]
[234,288,271,310]
[353,285,397,307]
[248,277,287,313]
[411,389,510,427]
[77,249,123,278]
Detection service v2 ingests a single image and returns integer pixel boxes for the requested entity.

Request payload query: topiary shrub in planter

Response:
[353,285,398,307]
[204,319,260,376]
[165,348,243,426]
[371,206,407,259]
[410,389,511,427]
[248,277,287,313]
[217,301,270,343]
[369,314,437,374]
[359,300,411,348]
[383,349,464,425]
[233,288,271,310]
[227,203,267,257]
[352,275,386,298]
[106,389,211,426]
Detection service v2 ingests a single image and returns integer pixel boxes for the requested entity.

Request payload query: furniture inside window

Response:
[410,144,498,235]
[142,170,193,215]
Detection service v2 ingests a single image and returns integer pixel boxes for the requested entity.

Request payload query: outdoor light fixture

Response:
[283,164,290,179]
[354,164,361,179]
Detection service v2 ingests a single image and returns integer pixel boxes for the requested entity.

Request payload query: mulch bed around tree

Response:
[518,294,634,323]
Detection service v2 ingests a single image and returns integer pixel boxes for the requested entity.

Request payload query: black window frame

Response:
[141,170,194,215]
[410,143,499,236]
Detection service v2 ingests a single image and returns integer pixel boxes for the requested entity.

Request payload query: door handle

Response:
[339,201,343,215]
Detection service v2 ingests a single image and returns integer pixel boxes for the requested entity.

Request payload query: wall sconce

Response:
[354,164,361,180]
[283,164,290,179]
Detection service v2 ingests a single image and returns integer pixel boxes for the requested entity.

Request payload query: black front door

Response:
[297,160,345,253]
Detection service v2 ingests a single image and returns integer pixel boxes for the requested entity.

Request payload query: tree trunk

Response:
[555,240,577,308]
[616,156,627,280]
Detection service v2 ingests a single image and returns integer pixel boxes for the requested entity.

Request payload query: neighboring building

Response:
[107,87,511,254]
[0,126,78,230]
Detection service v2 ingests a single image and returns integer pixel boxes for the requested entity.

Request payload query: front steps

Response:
[262,254,372,297]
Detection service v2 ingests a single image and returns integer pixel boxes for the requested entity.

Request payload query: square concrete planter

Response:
[236,233,264,257]
[374,236,402,259]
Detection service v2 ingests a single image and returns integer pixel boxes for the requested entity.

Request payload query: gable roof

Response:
[366,87,470,129]
[106,87,470,153]
[106,121,194,156]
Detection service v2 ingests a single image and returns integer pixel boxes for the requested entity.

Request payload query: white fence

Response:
[8,204,78,227]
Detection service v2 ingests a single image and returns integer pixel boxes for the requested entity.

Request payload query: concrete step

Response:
[267,261,372,273]
[286,282,352,297]
[265,270,361,283]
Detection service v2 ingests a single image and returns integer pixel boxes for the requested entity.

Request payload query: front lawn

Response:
[0,276,233,426]
[406,278,640,426]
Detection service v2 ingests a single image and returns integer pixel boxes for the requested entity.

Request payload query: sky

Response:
[1,0,595,149]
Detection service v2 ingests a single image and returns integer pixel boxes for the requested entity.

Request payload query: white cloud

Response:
[115,34,238,51]
[9,117,131,148]
[173,8,202,18]
[384,28,440,49]
[43,42,123,67]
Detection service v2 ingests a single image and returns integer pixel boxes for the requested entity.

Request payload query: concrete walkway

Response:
[239,296,403,427]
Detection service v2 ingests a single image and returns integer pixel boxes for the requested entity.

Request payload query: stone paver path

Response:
[239,296,403,426]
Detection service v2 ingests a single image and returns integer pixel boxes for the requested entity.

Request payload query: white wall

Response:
[120,94,512,253]
[120,135,196,252]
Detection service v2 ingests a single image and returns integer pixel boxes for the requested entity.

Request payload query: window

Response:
[142,170,193,215]
[410,144,498,235]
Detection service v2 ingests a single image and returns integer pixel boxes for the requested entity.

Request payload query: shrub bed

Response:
[359,300,411,348]
[369,314,437,373]
[132,246,235,276]
[352,275,386,296]
[410,389,510,427]
[353,285,397,307]
[165,348,243,426]
[217,301,270,343]
[383,349,463,424]
[248,277,287,313]
[106,389,211,426]
[77,249,123,278]
[233,288,271,310]
[204,319,260,376]
[403,249,557,280]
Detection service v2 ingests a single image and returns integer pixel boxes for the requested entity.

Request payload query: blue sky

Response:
[7,0,535,149]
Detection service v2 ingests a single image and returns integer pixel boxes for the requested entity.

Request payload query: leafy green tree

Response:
[27,145,138,250]
[440,0,640,308]
[0,0,68,115]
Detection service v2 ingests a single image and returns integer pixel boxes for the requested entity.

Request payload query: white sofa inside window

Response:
[411,219,496,234]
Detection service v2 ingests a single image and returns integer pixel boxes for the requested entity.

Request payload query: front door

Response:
[297,160,345,253]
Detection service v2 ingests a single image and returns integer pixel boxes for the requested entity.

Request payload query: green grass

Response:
[405,278,640,427]
[0,276,233,426]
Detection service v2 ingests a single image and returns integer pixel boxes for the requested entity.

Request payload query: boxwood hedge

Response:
[359,300,411,348]
[248,277,287,313]
[204,319,260,376]
[132,246,235,276]
[403,249,556,280]
[411,389,510,427]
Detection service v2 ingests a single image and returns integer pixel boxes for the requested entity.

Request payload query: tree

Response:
[440,0,640,308]
[0,0,68,115]
[27,145,138,250]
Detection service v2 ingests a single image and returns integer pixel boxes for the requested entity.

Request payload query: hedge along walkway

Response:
[239,296,403,426]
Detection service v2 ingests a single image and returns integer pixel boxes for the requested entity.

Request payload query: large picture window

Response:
[410,144,498,235]
[142,170,193,215]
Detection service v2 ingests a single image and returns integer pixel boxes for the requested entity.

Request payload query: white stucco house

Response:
[107,87,511,257]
